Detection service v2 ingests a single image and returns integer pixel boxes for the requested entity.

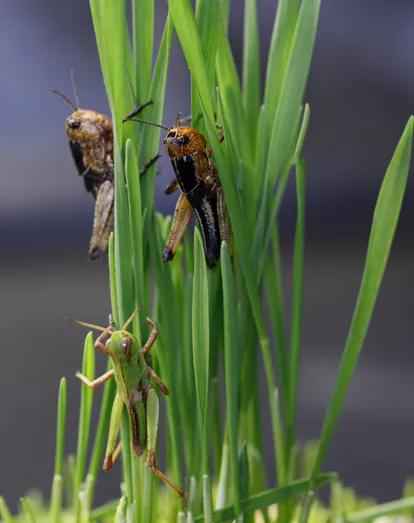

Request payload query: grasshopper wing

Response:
[88,179,114,260]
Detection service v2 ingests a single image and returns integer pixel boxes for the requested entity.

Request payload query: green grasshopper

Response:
[76,313,184,498]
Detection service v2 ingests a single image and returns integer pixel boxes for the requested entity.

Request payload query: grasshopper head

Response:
[106,330,134,363]
[163,127,206,158]
[65,109,112,143]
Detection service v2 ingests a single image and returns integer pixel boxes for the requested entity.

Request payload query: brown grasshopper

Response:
[123,111,231,267]
[52,92,159,259]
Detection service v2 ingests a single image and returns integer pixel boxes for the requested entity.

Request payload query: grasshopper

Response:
[76,312,184,498]
[123,111,231,268]
[52,90,159,259]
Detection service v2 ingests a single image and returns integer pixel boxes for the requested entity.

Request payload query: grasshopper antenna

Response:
[126,117,170,131]
[123,106,168,129]
[175,112,183,128]
[122,308,138,331]
[123,116,169,130]
[50,89,78,111]
[70,68,80,109]
[75,320,107,333]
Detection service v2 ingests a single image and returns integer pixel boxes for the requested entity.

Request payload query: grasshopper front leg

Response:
[163,193,193,262]
[142,318,159,354]
[164,178,178,194]
[76,369,114,389]
[140,154,161,177]
[146,367,169,396]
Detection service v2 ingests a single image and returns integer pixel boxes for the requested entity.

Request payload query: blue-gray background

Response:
[1,0,414,509]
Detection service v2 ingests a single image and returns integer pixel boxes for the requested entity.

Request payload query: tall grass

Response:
[1,1,413,523]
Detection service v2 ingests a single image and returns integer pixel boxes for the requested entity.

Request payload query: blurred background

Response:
[1,0,414,510]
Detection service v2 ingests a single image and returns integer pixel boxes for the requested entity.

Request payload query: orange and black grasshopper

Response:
[52,92,159,259]
[124,110,231,267]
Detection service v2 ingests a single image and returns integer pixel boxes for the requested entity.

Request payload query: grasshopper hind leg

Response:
[163,193,193,262]
[146,450,185,498]
[129,391,146,457]
[103,393,123,471]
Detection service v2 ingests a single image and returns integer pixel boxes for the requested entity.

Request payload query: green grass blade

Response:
[264,227,288,404]
[298,492,315,523]
[140,390,159,523]
[242,0,261,136]
[312,117,414,477]
[151,216,185,485]
[132,0,154,102]
[254,0,300,190]
[120,408,134,504]
[263,0,321,193]
[139,14,172,211]
[0,497,14,523]
[87,371,116,495]
[186,477,198,522]
[168,0,215,120]
[216,439,230,509]
[91,500,118,521]
[286,158,306,465]
[202,475,214,523]
[20,498,37,523]
[216,30,253,184]
[113,148,135,325]
[272,388,287,485]
[191,0,218,124]
[180,274,198,472]
[238,444,250,503]
[89,0,133,134]
[264,0,300,111]
[195,0,220,99]
[125,139,145,315]
[254,0,319,249]
[192,228,210,474]
[50,476,63,523]
[221,243,241,515]
[147,13,173,133]
[88,3,113,99]
[108,234,119,327]
[293,104,311,164]
[54,377,67,477]
[50,377,67,523]
[114,496,127,523]
[346,496,414,523]
[74,333,95,499]
[194,474,335,522]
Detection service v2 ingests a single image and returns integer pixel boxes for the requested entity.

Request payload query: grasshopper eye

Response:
[68,119,81,129]
[121,337,132,359]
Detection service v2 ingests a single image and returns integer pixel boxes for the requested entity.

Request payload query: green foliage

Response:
[2,1,414,523]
